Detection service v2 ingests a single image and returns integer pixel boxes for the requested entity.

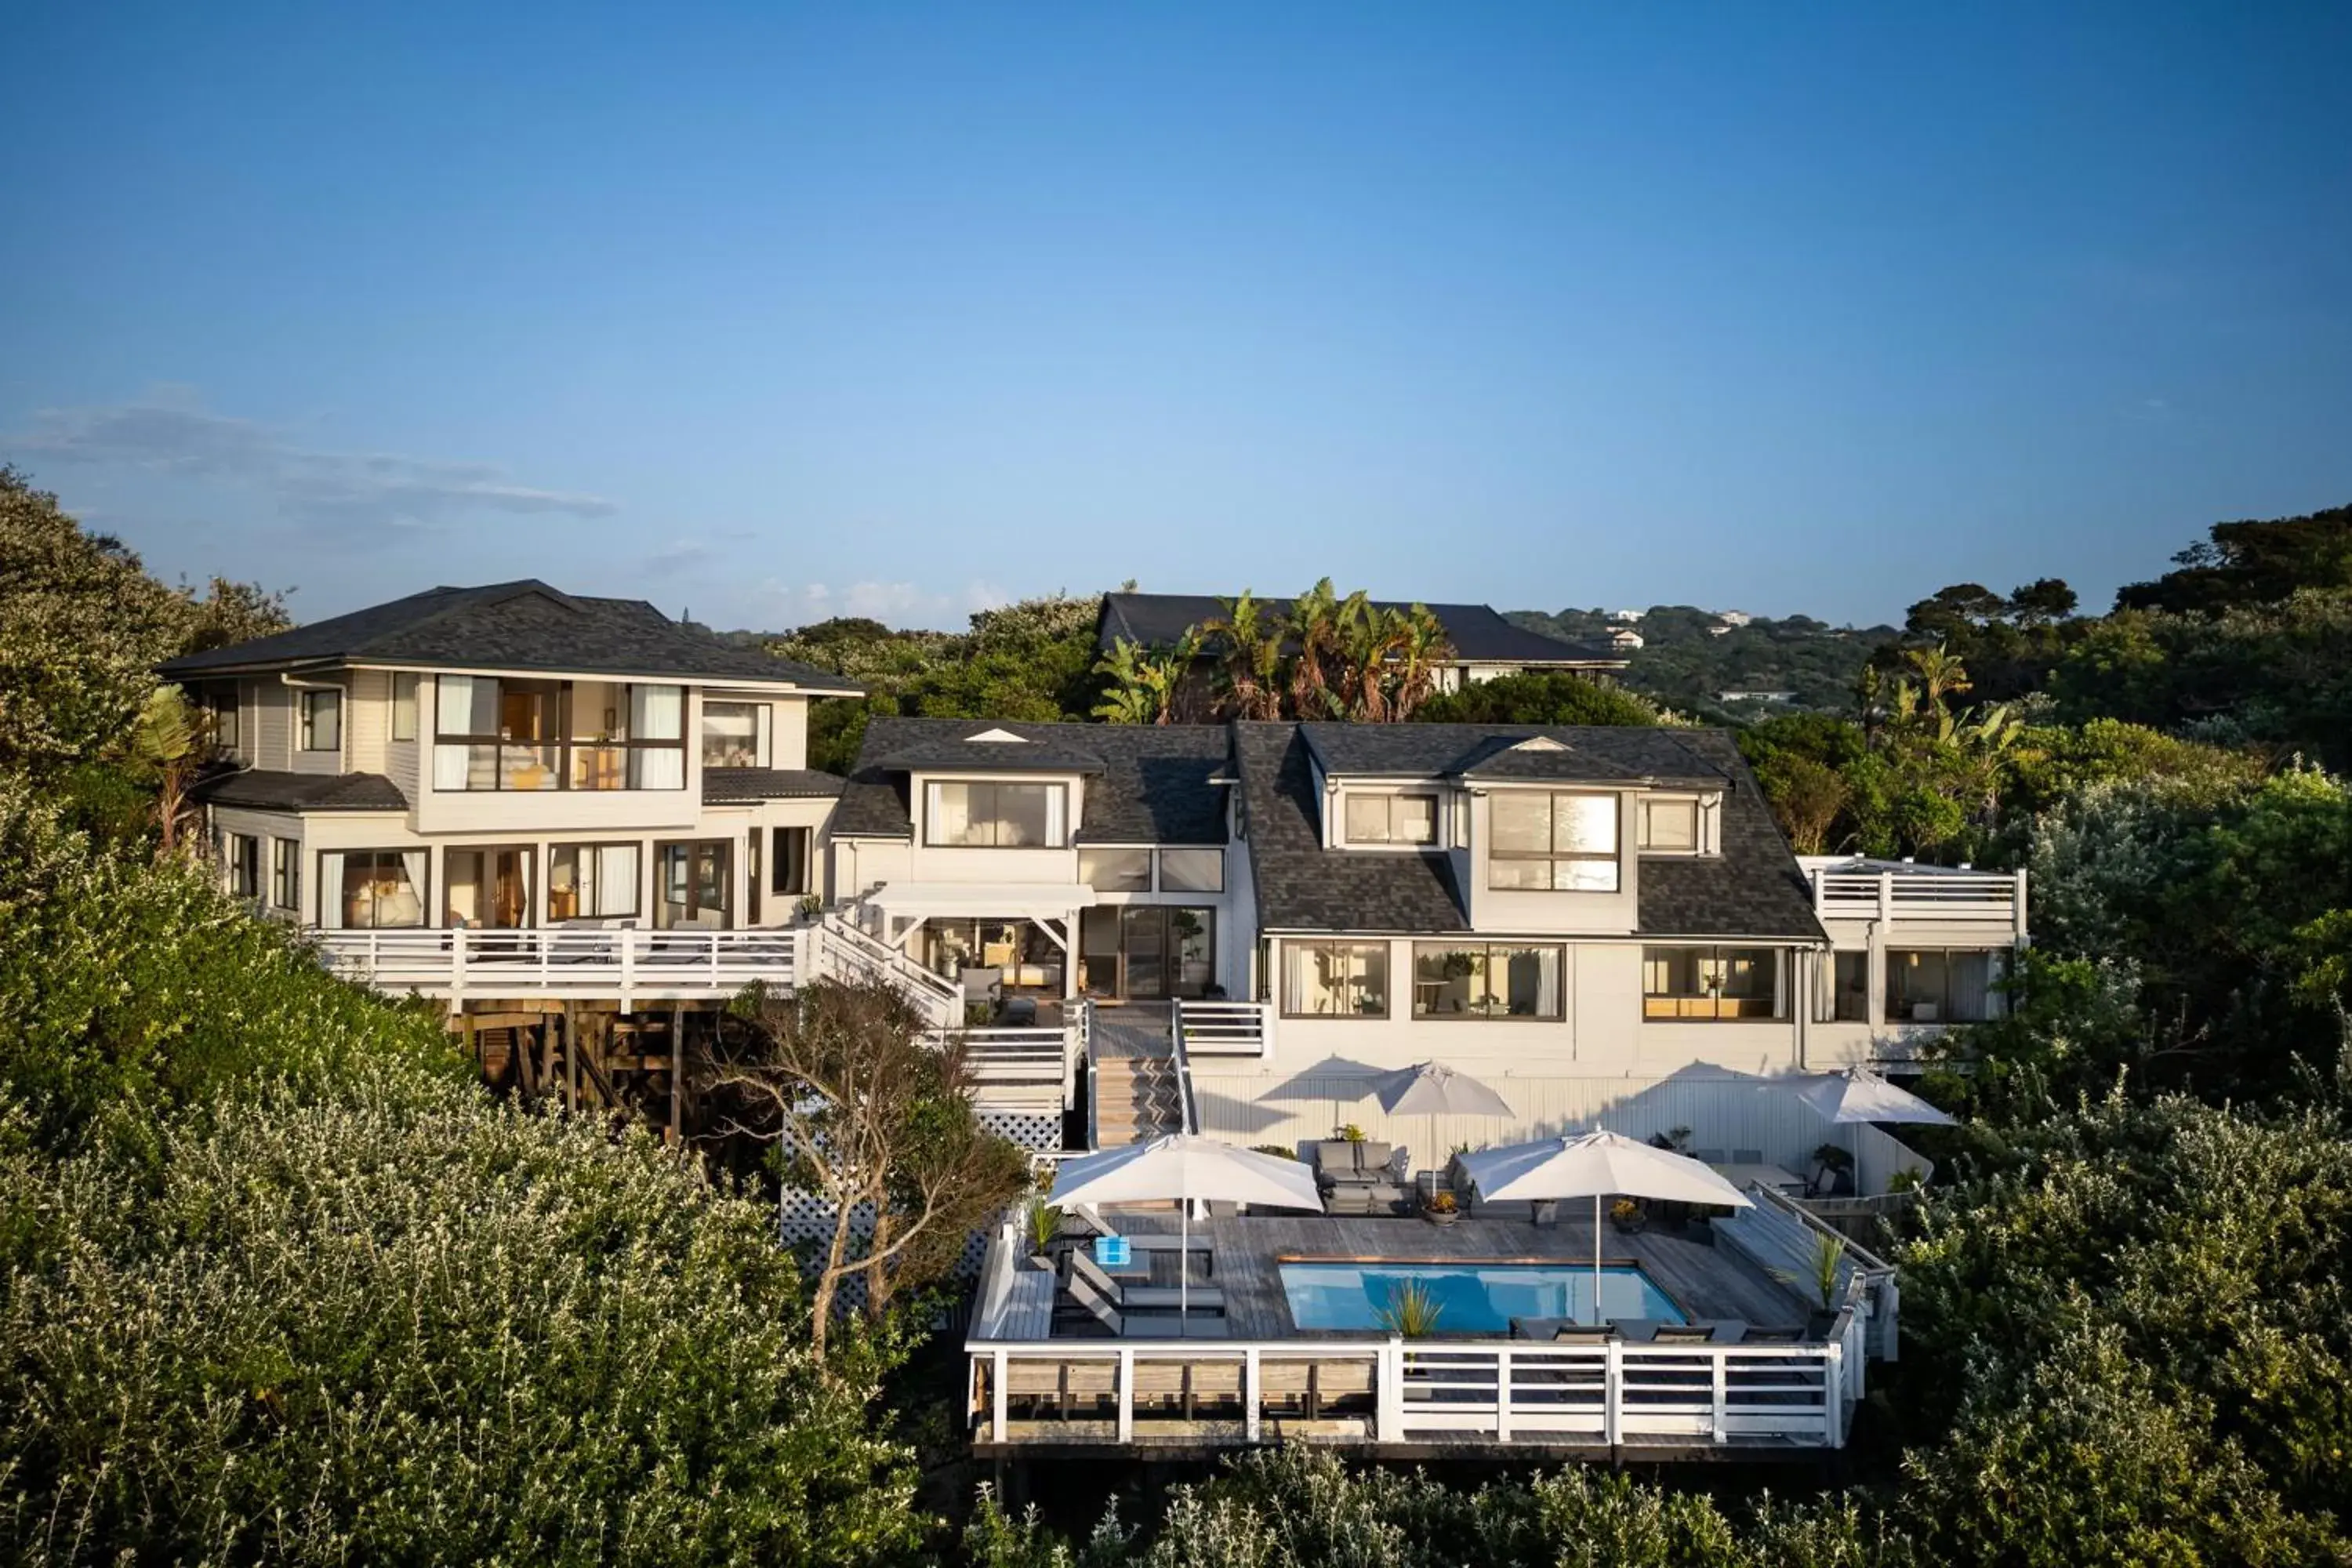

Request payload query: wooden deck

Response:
[1040,1212,1812,1341]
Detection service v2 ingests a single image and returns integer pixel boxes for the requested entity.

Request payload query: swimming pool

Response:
[1279,1261,1686,1334]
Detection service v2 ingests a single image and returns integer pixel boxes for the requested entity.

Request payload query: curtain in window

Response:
[1044,786,1067,847]
[318,852,344,929]
[597,845,640,916]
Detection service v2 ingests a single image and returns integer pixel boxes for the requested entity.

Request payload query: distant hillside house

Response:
[1717,689,1798,705]
[1095,592,1628,691]
[1608,626,1646,651]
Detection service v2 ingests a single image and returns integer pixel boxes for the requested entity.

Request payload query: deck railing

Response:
[936,1025,1080,1116]
[808,913,962,1027]
[969,1334,1853,1450]
[314,927,798,1007]
[1809,866,2025,931]
[1173,997,1272,1058]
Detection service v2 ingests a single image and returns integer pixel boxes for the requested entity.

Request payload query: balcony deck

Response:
[1801,856,2025,935]
[967,1199,1886,1459]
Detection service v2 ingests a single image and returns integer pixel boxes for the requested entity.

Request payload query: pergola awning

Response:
[866,883,1098,920]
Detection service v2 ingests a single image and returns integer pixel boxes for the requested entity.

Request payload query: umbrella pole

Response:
[1592,1193,1602,1327]
[1181,1200,1189,1327]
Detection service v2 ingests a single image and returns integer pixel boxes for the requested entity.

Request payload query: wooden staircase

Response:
[1089,1013,1186,1147]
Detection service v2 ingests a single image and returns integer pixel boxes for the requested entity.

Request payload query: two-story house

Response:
[162,580,867,1122]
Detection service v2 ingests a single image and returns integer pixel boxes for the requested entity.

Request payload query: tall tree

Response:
[708,978,1029,1363]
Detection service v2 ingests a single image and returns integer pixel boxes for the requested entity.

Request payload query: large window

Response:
[207,686,240,751]
[656,840,730,930]
[1639,797,1700,851]
[270,837,299,911]
[1157,848,1224,892]
[431,677,684,792]
[1080,848,1152,891]
[1412,942,1563,1020]
[1345,793,1437,846]
[547,843,640,921]
[701,701,764,768]
[924,781,1067,848]
[391,673,418,741]
[299,688,342,753]
[1831,950,1870,1022]
[224,833,260,898]
[1886,948,2002,1024]
[1489,792,1619,891]
[1283,941,1390,1018]
[329,850,426,929]
[1642,946,1781,1020]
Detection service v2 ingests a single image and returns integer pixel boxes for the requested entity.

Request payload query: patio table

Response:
[1708,1162,1806,1196]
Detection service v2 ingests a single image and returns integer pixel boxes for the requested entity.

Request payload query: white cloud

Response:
[9,396,617,535]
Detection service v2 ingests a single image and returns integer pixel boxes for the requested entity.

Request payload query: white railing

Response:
[1166,1001,1200,1137]
[1809,867,2024,931]
[808,913,961,1028]
[970,1334,1852,1450]
[315,927,797,1007]
[1172,997,1272,1058]
[1080,997,1102,1152]
[935,1025,1074,1115]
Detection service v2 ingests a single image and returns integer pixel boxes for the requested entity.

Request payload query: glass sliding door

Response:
[1080,906,1218,1000]
[445,847,533,928]
[655,840,730,930]
[1120,906,1166,1000]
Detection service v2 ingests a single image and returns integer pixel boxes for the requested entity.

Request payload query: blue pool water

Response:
[1281,1262,1686,1334]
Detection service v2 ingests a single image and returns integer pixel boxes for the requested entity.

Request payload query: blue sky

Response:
[3,3,2346,631]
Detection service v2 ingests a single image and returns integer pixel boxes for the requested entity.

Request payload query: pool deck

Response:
[1011,1210,1813,1342]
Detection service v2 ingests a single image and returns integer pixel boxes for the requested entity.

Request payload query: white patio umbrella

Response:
[1795,1068,1957,1126]
[1458,1131,1752,1325]
[1047,1134,1324,1319]
[1373,1062,1514,1183]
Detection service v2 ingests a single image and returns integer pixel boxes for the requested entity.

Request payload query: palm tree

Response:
[1283,579,1342,720]
[1328,593,1399,723]
[128,685,208,857]
[1386,604,1454,720]
[1904,644,1973,713]
[1200,591,1285,720]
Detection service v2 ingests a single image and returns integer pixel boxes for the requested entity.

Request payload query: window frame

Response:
[298,688,342,753]
[1079,846,1153,891]
[208,685,241,752]
[1409,941,1566,1022]
[546,840,641,922]
[922,779,1069,849]
[1280,939,1392,1020]
[390,673,418,742]
[1343,791,1439,848]
[1638,795,1703,854]
[770,826,812,898]
[1641,945,1784,1022]
[699,699,766,769]
[1486,790,1621,891]
[225,832,261,898]
[430,677,687,793]
[334,848,427,930]
[270,837,299,911]
[1156,847,1225,893]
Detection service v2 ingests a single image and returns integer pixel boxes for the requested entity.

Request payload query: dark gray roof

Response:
[833,718,1231,844]
[1298,723,1728,786]
[1234,722,1824,941]
[1096,593,1624,666]
[159,580,861,691]
[701,768,847,805]
[1233,724,1471,932]
[874,740,1107,775]
[194,769,408,813]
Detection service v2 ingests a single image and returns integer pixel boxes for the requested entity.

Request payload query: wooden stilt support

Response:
[540,1022,556,1109]
[667,1002,684,1145]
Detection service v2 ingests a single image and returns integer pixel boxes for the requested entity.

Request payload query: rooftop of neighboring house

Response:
[1094,592,1625,668]
[158,579,862,693]
[830,717,1236,844]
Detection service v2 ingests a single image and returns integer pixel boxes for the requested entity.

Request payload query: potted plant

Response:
[1022,1194,1062,1268]
[1774,1230,1849,1334]
[1376,1279,1444,1338]
[1422,1190,1461,1227]
[1610,1197,1646,1234]
[1335,1123,1367,1144]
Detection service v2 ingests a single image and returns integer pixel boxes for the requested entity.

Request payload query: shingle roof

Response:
[1298,723,1729,786]
[1232,724,1472,932]
[194,769,408,813]
[158,580,861,691]
[1095,593,1624,666]
[1234,721,1824,941]
[873,740,1108,775]
[833,718,1231,844]
[700,768,847,805]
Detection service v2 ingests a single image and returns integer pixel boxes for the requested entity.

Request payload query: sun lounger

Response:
[1069,1250,1222,1313]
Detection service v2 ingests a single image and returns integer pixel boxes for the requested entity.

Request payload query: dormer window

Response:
[924,780,1068,848]
[1345,792,1438,846]
[1490,791,1620,891]
[1639,797,1700,852]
